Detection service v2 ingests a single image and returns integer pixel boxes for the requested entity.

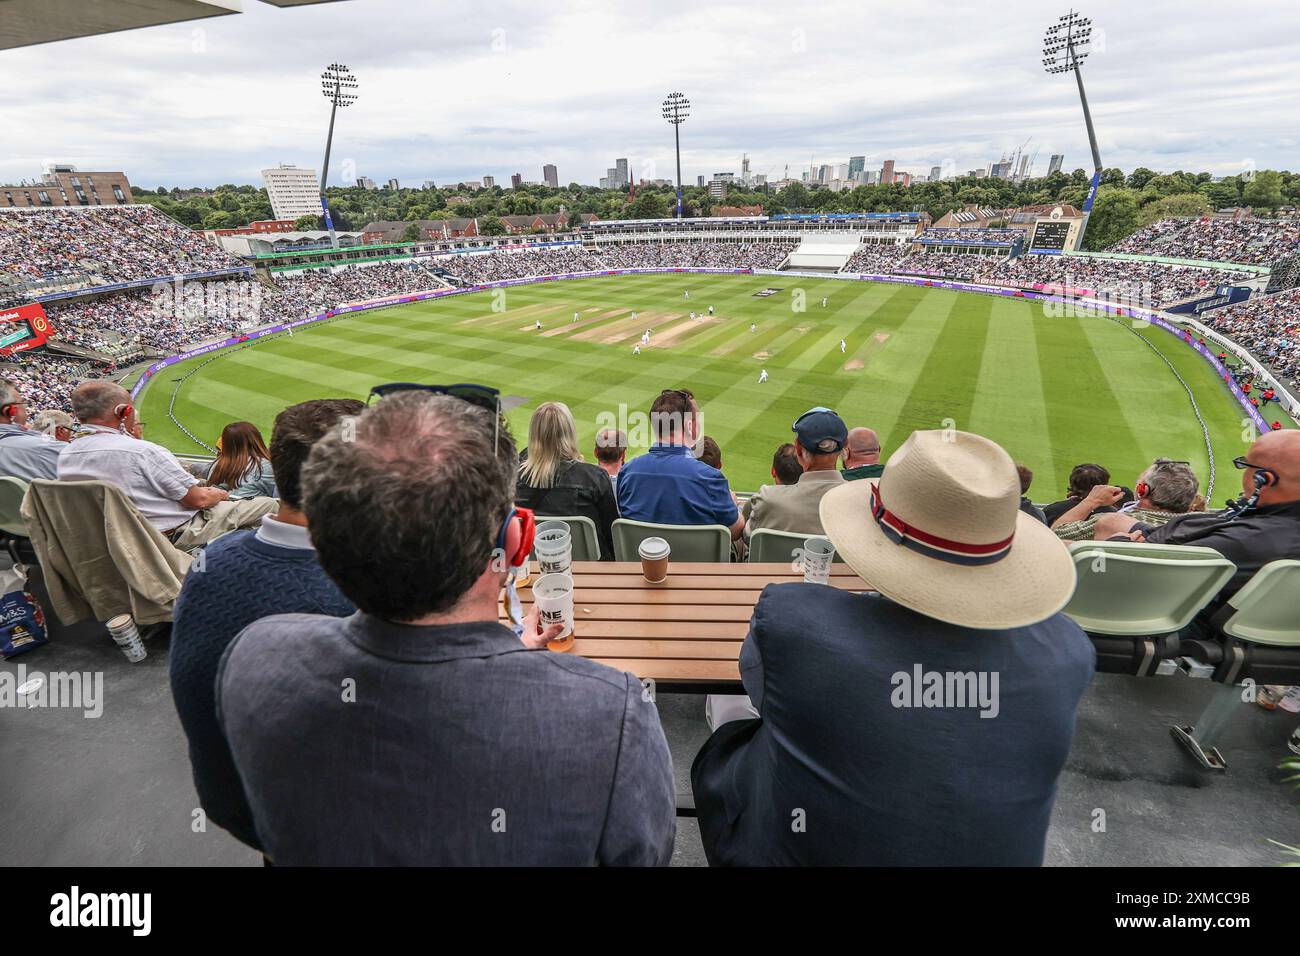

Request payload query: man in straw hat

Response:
[691,429,1094,866]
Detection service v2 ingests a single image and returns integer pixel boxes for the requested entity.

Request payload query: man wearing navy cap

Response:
[742,407,848,540]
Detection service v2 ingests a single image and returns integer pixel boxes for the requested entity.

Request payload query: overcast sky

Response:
[2,0,1297,190]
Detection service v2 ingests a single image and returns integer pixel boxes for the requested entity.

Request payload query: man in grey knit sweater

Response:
[170,399,363,850]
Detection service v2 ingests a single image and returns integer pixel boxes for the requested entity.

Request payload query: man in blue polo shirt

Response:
[617,388,744,539]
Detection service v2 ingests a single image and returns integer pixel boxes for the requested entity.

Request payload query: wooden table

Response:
[504,561,869,693]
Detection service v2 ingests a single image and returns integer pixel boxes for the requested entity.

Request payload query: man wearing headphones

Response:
[1095,430,1300,609]
[58,381,277,550]
[0,378,64,481]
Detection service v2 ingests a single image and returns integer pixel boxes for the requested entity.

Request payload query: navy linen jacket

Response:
[217,612,676,865]
[691,583,1095,866]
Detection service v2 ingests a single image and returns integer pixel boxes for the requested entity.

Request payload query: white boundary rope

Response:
[1103,313,1217,501]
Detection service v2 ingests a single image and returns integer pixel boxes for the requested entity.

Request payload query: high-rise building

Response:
[880,159,895,185]
[848,156,865,179]
[387,178,400,190]
[510,173,523,189]
[1048,154,1065,175]
[930,165,942,181]
[599,177,610,189]
[615,158,629,187]
[1016,155,1030,180]
[357,176,376,190]
[422,180,436,190]
[262,164,320,221]
[741,153,750,185]
[543,164,558,188]
[482,175,495,188]
[697,174,706,187]
[708,178,728,199]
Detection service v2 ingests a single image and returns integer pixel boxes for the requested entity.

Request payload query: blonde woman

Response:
[516,402,618,560]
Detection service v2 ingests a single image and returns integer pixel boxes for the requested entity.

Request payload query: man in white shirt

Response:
[0,378,64,481]
[58,381,277,550]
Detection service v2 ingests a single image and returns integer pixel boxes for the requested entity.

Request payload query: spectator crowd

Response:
[3,364,1296,867]
[0,205,244,296]
[597,240,798,270]
[1112,216,1300,266]
[1205,287,1300,385]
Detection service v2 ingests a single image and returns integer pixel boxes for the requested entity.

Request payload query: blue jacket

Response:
[617,443,738,527]
[217,612,676,865]
[691,583,1094,866]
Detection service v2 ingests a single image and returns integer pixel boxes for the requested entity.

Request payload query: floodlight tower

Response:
[1042,11,1101,248]
[319,63,359,249]
[661,92,690,219]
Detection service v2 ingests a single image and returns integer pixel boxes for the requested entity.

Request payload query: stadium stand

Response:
[1203,287,1300,385]
[782,234,862,272]
[0,206,245,298]
[1111,216,1300,266]
[597,241,796,271]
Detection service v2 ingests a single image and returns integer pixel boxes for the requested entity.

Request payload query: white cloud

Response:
[0,0,1296,188]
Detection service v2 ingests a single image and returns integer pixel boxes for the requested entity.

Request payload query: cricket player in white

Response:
[573,312,579,323]
[689,311,695,321]
[758,369,769,384]
[707,305,714,316]
[840,339,846,353]
[749,323,757,333]
[684,290,690,300]
[535,319,542,330]
[633,343,641,355]
[822,297,827,308]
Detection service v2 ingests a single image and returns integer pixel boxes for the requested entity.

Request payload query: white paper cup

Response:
[535,521,572,576]
[801,536,835,585]
[106,613,147,663]
[533,572,574,641]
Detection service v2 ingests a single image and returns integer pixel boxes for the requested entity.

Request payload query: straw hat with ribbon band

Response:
[818,429,1076,630]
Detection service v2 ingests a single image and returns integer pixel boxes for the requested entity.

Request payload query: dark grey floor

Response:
[3,619,1298,867]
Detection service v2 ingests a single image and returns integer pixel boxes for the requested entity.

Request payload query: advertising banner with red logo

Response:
[0,303,52,356]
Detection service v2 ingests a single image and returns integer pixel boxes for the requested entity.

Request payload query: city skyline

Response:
[1,0,1296,190]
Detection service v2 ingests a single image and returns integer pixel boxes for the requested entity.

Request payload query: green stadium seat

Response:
[1216,559,1300,647]
[1171,561,1300,771]
[612,518,731,563]
[1065,543,1236,675]
[532,515,601,561]
[747,528,840,565]
[0,476,30,538]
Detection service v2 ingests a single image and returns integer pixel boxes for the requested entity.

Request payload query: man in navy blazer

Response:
[217,391,676,865]
[692,429,1095,866]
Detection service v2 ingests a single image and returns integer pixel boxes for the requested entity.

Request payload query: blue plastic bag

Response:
[0,563,48,658]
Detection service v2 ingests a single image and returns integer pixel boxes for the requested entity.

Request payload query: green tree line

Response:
[132,167,1300,252]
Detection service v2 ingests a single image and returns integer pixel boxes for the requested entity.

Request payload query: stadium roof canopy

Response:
[0,0,344,52]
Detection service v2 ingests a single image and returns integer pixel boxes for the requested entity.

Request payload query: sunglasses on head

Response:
[367,382,501,412]
[367,382,506,450]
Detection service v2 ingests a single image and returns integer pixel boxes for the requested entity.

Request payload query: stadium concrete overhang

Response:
[0,0,345,52]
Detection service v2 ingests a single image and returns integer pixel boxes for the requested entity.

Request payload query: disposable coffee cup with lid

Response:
[638,536,671,583]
